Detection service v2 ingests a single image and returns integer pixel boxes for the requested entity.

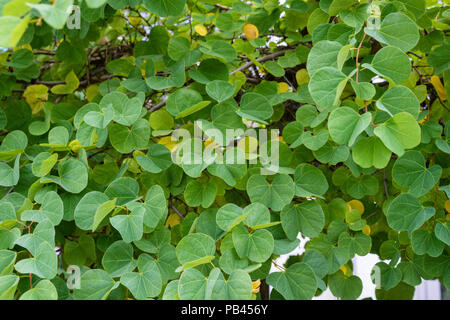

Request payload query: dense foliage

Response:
[0,0,449,300]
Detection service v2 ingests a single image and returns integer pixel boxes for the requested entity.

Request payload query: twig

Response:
[230,49,293,75]
[169,199,185,220]
[355,33,367,83]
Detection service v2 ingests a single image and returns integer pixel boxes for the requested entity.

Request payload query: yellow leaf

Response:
[252,279,261,293]
[277,82,289,93]
[430,75,447,101]
[23,84,48,114]
[68,139,83,153]
[362,224,371,236]
[340,265,348,276]
[165,213,181,227]
[85,84,99,102]
[445,199,450,213]
[128,16,142,27]
[446,213,450,221]
[51,70,79,95]
[237,136,258,154]
[158,136,178,152]
[296,69,310,86]
[347,199,364,214]
[194,24,207,36]
[243,24,259,40]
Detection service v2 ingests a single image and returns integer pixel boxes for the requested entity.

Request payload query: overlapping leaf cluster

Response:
[0,0,449,300]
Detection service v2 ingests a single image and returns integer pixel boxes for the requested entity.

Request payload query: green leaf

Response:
[0,130,28,161]
[199,40,237,62]
[21,191,64,226]
[120,255,162,299]
[166,88,202,117]
[14,241,57,279]
[374,112,421,156]
[105,177,140,206]
[29,0,74,29]
[207,148,247,187]
[376,86,420,119]
[428,45,450,75]
[267,262,317,300]
[73,269,117,300]
[0,250,16,275]
[246,174,295,212]
[352,136,392,169]
[168,36,190,61]
[232,225,274,263]
[43,158,88,194]
[0,154,20,187]
[435,222,450,246]
[206,80,235,103]
[206,268,252,300]
[136,144,172,173]
[100,92,142,126]
[328,271,362,300]
[338,232,372,257]
[362,46,411,84]
[236,92,273,122]
[392,150,442,197]
[184,180,217,209]
[386,193,435,233]
[102,240,137,278]
[19,279,58,300]
[108,119,150,154]
[178,268,207,299]
[328,107,372,146]
[281,201,325,239]
[143,0,185,17]
[306,40,343,76]
[175,233,216,269]
[0,275,19,300]
[32,152,58,177]
[411,229,443,257]
[110,206,144,243]
[372,262,402,290]
[75,191,110,230]
[350,80,375,100]
[365,12,419,52]
[308,67,348,110]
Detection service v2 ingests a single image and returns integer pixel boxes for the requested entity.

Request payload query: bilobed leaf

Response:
[175,233,215,269]
[293,163,328,198]
[374,112,421,156]
[328,107,372,146]
[267,262,317,300]
[29,0,74,29]
[352,136,391,169]
[73,269,117,300]
[364,12,419,52]
[136,144,172,173]
[386,193,435,233]
[392,150,442,197]
[143,0,185,17]
[232,224,274,263]
[376,86,420,119]
[236,92,273,122]
[246,174,295,212]
[308,67,348,111]
[281,201,325,239]
[110,206,144,243]
[19,279,58,300]
[362,46,411,84]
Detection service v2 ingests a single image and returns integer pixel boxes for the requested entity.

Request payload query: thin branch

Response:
[169,199,185,220]
[229,49,293,75]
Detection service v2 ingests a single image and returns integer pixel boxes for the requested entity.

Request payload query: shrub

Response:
[0,0,448,300]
